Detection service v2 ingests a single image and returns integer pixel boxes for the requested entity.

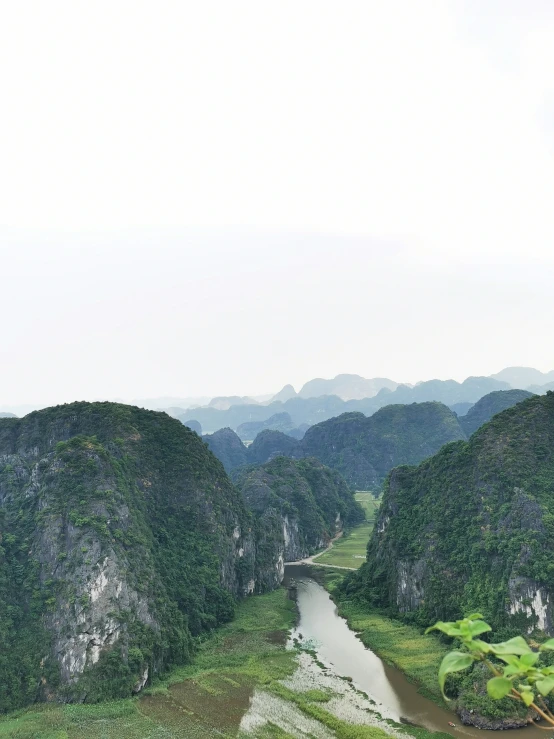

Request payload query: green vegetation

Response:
[354,492,380,521]
[0,588,296,738]
[314,523,373,569]
[314,493,379,569]
[429,614,554,725]
[0,402,273,709]
[347,392,554,629]
[204,427,250,472]
[246,430,302,466]
[301,403,466,490]
[0,585,448,739]
[202,402,470,491]
[235,457,364,559]
[459,389,534,436]
[342,392,554,724]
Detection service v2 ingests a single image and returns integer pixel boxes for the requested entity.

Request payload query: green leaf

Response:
[539,639,554,651]
[519,652,539,668]
[521,691,534,707]
[426,621,462,637]
[497,654,522,667]
[438,651,474,696]
[489,637,532,656]
[468,639,491,653]
[503,665,523,677]
[468,620,492,637]
[465,612,485,621]
[487,677,513,699]
[536,677,554,696]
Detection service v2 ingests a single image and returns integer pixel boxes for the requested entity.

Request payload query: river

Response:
[284,565,542,739]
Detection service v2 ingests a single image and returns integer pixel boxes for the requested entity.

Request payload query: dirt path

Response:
[285,531,356,571]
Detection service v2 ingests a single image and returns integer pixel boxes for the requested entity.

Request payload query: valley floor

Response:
[0,495,455,739]
[312,492,379,569]
[0,583,447,739]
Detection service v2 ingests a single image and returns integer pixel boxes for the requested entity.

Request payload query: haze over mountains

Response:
[3,366,553,429]
[176,367,554,435]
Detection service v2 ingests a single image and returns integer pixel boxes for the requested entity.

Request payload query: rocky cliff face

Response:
[347,392,554,633]
[235,457,364,562]
[0,402,282,711]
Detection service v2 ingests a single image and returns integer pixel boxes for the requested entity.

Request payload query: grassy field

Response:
[354,492,380,521]
[324,571,446,703]
[0,590,297,739]
[314,492,379,569]
[0,581,446,739]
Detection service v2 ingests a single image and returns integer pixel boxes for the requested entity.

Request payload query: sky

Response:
[1,1,554,408]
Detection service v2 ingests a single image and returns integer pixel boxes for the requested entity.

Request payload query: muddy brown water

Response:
[284,565,542,739]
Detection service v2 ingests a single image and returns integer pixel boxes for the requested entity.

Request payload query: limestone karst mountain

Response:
[459,389,534,436]
[348,392,554,632]
[0,403,283,710]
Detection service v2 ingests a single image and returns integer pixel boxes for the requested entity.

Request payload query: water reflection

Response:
[285,565,541,739]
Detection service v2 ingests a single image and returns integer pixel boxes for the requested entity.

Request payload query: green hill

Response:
[247,428,302,465]
[203,426,249,472]
[301,402,466,490]
[234,457,364,562]
[0,402,280,711]
[204,402,467,491]
[459,389,534,436]
[346,392,554,633]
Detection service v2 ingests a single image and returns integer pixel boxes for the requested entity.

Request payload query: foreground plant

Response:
[427,614,554,727]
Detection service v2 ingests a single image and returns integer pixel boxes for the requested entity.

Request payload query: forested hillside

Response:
[0,402,281,710]
[301,402,465,489]
[234,457,364,562]
[346,392,554,633]
[459,389,534,436]
[204,402,466,489]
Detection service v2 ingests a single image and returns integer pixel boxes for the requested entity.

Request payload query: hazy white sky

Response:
[1,1,554,406]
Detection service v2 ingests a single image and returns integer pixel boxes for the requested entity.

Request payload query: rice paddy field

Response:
[313,492,380,569]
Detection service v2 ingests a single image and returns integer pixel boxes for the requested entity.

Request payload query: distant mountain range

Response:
[489,366,554,388]
[178,375,510,433]
[2,366,553,423]
[173,368,553,434]
[204,389,533,489]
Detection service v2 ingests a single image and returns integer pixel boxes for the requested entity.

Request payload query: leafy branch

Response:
[427,614,554,727]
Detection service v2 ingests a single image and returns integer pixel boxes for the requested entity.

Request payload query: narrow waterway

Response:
[284,565,541,739]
